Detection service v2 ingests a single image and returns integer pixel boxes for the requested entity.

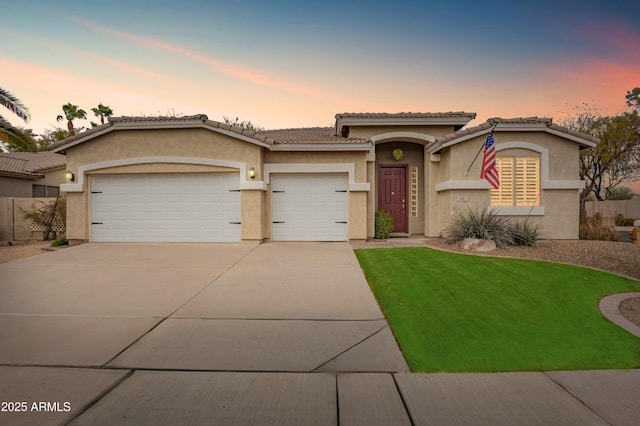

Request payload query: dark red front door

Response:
[378,165,408,234]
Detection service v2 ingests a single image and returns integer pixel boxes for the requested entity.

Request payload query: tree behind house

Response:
[56,103,87,136]
[91,103,114,126]
[223,115,265,132]
[561,93,640,218]
[0,87,33,151]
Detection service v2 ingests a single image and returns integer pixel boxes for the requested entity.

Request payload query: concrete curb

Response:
[599,293,640,338]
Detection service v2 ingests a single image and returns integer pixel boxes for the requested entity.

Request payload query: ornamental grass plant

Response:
[444,206,513,247]
[444,206,540,247]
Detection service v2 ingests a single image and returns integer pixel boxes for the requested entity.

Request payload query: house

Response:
[0,152,66,198]
[48,112,597,243]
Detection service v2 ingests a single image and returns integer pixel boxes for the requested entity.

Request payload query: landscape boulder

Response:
[460,238,497,252]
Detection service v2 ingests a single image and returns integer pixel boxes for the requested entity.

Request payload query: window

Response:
[32,185,59,198]
[490,157,540,207]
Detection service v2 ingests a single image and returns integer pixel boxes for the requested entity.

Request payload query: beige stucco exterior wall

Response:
[359,123,460,238]
[65,129,262,172]
[88,164,236,174]
[241,190,263,241]
[0,169,65,198]
[0,177,33,198]
[348,125,454,139]
[64,128,264,241]
[447,132,580,181]
[263,150,370,240]
[349,191,367,239]
[64,128,371,242]
[264,151,368,181]
[428,131,584,239]
[41,169,66,188]
[366,161,376,238]
[0,197,63,241]
[65,192,86,242]
[60,124,586,242]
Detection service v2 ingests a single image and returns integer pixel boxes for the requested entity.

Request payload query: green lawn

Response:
[355,247,640,373]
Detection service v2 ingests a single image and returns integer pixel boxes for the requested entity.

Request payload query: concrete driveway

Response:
[1,242,638,426]
[0,242,407,371]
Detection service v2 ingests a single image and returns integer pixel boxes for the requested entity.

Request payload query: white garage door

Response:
[271,174,348,241]
[90,173,241,242]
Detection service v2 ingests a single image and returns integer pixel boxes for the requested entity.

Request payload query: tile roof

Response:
[50,113,595,152]
[0,151,66,178]
[48,115,211,151]
[335,112,477,120]
[255,127,370,145]
[108,114,210,123]
[49,115,372,151]
[431,117,599,152]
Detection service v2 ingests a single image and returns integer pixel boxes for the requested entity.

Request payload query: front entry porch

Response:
[378,164,408,234]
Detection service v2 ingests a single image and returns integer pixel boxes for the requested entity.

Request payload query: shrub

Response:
[510,219,540,246]
[614,214,635,226]
[50,238,68,247]
[444,206,514,248]
[374,210,395,239]
[579,215,618,241]
[22,196,66,241]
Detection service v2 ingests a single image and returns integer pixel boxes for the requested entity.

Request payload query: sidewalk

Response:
[2,367,638,425]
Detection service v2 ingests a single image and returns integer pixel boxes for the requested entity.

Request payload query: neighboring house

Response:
[48,112,596,243]
[0,152,66,198]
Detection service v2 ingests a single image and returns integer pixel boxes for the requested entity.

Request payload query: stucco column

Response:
[366,160,376,238]
[349,191,368,240]
[65,191,87,241]
[241,190,264,241]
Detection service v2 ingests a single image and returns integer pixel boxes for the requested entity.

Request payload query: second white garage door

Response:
[271,174,348,241]
[90,173,241,242]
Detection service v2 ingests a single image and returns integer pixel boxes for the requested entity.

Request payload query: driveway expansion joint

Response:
[541,371,613,426]
[311,324,390,372]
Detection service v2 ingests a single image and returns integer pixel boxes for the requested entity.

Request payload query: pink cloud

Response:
[0,57,209,131]
[538,59,638,115]
[574,22,640,62]
[64,14,357,106]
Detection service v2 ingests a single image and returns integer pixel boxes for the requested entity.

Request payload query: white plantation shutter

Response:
[490,157,514,206]
[490,156,540,207]
[515,157,540,207]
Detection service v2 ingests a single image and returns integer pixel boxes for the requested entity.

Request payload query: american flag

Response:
[480,132,500,189]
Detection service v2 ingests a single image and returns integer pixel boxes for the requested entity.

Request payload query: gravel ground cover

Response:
[0,241,51,263]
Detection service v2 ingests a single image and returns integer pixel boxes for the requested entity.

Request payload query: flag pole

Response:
[464,120,499,176]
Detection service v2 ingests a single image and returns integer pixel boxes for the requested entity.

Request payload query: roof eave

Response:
[429,123,599,154]
[30,164,66,173]
[336,116,475,139]
[0,170,44,180]
[50,119,274,152]
[270,143,373,151]
[50,126,114,153]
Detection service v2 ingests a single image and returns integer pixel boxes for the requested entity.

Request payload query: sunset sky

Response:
[2,0,639,134]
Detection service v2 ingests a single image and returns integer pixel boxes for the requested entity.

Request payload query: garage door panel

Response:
[90,173,241,243]
[271,174,348,242]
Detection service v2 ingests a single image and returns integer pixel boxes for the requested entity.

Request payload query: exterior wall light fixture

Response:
[65,170,75,182]
[248,167,256,179]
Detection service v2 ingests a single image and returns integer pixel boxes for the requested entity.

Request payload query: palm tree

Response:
[56,103,87,136]
[0,87,33,150]
[91,103,114,125]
